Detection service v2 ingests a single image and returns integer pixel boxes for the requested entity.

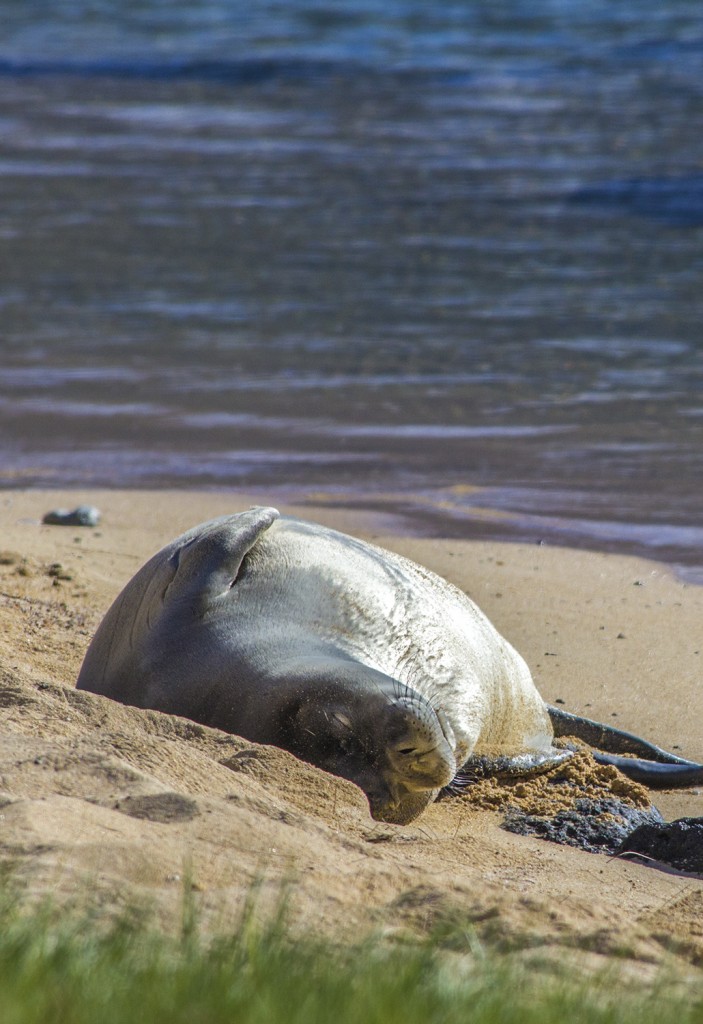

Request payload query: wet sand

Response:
[0,489,701,974]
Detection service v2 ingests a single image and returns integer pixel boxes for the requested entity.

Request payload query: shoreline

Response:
[4,480,703,586]
[289,489,703,587]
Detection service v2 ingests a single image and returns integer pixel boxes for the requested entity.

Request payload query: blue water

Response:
[1,1,703,576]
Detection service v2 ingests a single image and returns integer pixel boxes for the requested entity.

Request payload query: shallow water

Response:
[1,2,703,576]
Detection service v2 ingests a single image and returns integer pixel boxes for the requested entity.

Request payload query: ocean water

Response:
[1,1,703,576]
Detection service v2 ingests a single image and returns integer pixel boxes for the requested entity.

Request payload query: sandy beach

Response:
[0,489,701,975]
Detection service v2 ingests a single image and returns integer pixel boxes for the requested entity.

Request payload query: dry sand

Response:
[0,489,701,976]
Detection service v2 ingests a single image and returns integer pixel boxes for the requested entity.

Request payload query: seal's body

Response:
[76,507,555,822]
[77,507,703,823]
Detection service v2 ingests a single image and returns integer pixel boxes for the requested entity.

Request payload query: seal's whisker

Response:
[442,772,473,794]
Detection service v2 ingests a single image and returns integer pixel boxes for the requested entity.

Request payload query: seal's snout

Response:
[367,782,437,826]
[385,696,456,791]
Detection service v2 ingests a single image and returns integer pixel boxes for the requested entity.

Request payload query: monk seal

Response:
[76,507,703,824]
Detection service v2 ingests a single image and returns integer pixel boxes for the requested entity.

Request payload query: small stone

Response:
[42,505,101,527]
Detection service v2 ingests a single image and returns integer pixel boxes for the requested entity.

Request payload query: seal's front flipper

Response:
[445,748,574,794]
[75,507,280,698]
[165,506,279,612]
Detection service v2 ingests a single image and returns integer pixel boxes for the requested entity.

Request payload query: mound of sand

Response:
[0,490,701,976]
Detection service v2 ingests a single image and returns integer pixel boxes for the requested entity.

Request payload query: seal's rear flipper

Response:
[589,751,703,789]
[547,704,699,766]
[547,704,703,789]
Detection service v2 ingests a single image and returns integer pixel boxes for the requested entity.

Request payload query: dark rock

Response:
[502,798,664,855]
[617,817,703,875]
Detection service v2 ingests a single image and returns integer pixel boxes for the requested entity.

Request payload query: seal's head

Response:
[284,673,456,825]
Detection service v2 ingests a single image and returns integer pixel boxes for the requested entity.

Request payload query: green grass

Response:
[0,880,701,1024]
